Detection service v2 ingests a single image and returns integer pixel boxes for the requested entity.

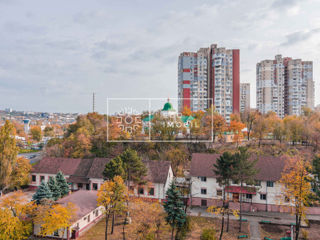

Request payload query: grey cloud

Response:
[271,0,299,9]
[2,21,46,34]
[281,28,320,46]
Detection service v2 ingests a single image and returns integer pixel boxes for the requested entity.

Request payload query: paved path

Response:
[248,219,260,240]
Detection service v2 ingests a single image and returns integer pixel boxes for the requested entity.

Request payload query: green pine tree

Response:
[32,181,53,204]
[103,156,125,180]
[47,177,61,200]
[120,148,147,185]
[55,171,69,197]
[233,147,258,232]
[213,151,237,240]
[163,182,187,240]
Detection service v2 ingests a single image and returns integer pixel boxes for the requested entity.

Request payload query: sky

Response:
[0,0,320,113]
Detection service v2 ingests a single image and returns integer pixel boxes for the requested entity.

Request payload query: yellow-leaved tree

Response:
[0,191,35,240]
[34,202,77,238]
[279,154,314,240]
[97,175,128,240]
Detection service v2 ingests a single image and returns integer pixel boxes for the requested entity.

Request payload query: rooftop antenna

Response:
[92,92,96,113]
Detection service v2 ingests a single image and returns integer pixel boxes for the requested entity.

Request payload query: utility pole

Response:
[92,92,95,113]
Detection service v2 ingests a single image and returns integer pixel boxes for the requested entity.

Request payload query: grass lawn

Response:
[79,215,250,240]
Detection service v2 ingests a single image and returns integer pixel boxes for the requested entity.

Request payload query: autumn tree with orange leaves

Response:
[279,154,315,240]
[229,114,245,145]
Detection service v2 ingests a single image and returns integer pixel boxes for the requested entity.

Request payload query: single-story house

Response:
[30,157,174,201]
[34,190,104,239]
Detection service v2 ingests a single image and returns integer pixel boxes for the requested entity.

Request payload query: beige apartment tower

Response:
[256,55,314,117]
[240,83,250,112]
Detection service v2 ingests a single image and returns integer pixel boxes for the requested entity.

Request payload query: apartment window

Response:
[217,190,222,196]
[267,181,274,187]
[32,175,36,182]
[138,187,144,195]
[40,176,45,182]
[260,194,267,200]
[92,183,98,190]
[148,188,155,196]
[199,176,207,182]
[201,188,207,195]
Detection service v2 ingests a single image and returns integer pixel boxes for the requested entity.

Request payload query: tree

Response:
[30,126,42,142]
[241,110,258,141]
[283,115,303,145]
[97,176,128,240]
[311,155,320,201]
[163,182,187,240]
[181,106,192,116]
[165,148,188,176]
[103,156,125,180]
[32,181,53,204]
[213,152,237,239]
[233,147,258,232]
[252,114,268,147]
[48,177,61,200]
[0,120,19,195]
[0,191,34,240]
[280,155,314,240]
[229,116,245,146]
[35,202,77,238]
[10,157,31,189]
[43,126,55,137]
[120,148,147,186]
[56,171,70,197]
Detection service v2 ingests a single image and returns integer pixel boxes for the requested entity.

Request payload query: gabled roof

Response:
[31,157,82,175]
[190,153,286,182]
[56,190,98,219]
[32,157,111,181]
[144,160,171,184]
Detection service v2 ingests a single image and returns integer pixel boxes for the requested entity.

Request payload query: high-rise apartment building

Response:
[178,44,240,121]
[240,83,250,113]
[256,55,314,117]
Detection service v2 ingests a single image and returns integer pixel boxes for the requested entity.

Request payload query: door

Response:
[201,199,207,207]
[233,193,239,202]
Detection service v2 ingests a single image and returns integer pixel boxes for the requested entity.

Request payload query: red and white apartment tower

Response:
[178,44,240,121]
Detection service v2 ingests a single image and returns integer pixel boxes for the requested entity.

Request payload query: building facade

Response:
[257,55,314,117]
[178,44,240,121]
[240,83,250,113]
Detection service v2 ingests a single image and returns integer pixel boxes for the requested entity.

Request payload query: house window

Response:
[78,183,83,189]
[148,188,154,196]
[95,209,99,217]
[254,180,261,186]
[49,176,53,181]
[129,186,134,193]
[92,183,98,190]
[32,175,36,182]
[138,187,144,195]
[40,176,45,182]
[285,196,290,202]
[267,181,274,187]
[87,215,90,222]
[201,199,207,207]
[201,188,207,195]
[217,190,222,196]
[260,194,267,200]
[232,180,239,184]
[200,176,207,182]
[86,184,90,190]
[53,230,59,237]
[246,194,252,199]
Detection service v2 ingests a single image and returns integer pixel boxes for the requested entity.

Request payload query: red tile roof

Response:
[56,190,98,219]
[190,153,286,181]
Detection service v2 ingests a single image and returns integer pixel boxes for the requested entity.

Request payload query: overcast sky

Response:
[0,0,319,113]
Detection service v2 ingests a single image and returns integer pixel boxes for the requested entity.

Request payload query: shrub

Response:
[175,216,192,240]
[200,228,217,240]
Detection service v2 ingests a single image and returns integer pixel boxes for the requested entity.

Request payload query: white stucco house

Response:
[190,153,290,212]
[30,157,174,201]
[33,190,104,239]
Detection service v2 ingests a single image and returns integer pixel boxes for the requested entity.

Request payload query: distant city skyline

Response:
[0,0,320,113]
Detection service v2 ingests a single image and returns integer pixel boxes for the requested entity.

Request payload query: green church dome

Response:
[162,101,174,111]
